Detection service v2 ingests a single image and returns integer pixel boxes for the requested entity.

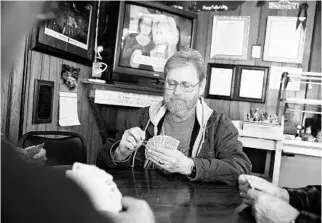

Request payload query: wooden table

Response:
[108,168,255,223]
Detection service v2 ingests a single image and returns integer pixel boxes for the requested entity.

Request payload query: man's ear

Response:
[199,79,206,97]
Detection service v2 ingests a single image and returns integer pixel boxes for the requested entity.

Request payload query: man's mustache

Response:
[168,97,186,101]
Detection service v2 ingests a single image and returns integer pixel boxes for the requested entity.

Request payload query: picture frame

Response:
[263,16,306,63]
[32,79,55,124]
[30,1,97,65]
[210,16,250,60]
[205,63,236,100]
[235,65,269,103]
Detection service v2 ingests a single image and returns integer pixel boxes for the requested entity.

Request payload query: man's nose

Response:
[173,85,183,95]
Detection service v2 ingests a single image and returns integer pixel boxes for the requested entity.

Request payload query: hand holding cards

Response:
[25,143,44,158]
[66,162,122,213]
[145,135,180,158]
[145,135,180,151]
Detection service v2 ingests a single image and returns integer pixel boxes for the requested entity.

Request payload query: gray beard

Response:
[164,95,199,117]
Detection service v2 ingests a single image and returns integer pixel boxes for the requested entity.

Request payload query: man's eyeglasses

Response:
[164,81,200,93]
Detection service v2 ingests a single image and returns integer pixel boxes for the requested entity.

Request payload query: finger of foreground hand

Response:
[246,188,263,200]
[33,149,46,159]
[242,198,253,205]
[239,182,251,193]
[121,197,141,207]
[248,178,274,193]
[121,197,150,210]
[238,174,249,184]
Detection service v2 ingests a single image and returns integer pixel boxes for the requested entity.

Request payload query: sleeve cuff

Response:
[295,211,321,223]
[109,141,132,166]
[187,158,200,181]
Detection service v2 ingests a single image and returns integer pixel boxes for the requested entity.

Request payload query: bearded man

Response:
[97,48,251,185]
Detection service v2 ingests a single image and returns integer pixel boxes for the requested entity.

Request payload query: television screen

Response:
[113,2,197,80]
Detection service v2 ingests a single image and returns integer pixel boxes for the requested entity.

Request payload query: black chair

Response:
[19,131,86,166]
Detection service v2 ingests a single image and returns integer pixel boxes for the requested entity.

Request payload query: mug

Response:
[92,61,107,78]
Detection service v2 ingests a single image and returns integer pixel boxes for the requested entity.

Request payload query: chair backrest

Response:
[19,131,86,166]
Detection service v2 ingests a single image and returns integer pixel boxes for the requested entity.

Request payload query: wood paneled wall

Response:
[20,50,103,164]
[1,38,103,164]
[195,1,320,135]
[1,38,26,144]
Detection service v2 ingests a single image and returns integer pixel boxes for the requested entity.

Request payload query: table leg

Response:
[272,141,282,185]
[264,151,272,177]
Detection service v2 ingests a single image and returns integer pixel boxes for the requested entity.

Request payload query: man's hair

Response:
[164,48,206,82]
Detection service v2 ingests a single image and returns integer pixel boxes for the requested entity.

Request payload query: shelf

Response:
[82,80,163,95]
[239,129,283,141]
[283,139,322,149]
[287,71,322,77]
[286,109,321,115]
[285,98,322,106]
[283,140,322,157]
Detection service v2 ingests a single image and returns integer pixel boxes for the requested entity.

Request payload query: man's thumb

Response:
[247,188,262,200]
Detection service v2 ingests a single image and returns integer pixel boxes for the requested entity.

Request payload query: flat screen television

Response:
[106,1,197,84]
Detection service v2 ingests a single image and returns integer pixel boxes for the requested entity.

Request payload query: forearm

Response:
[96,141,132,169]
[190,157,251,185]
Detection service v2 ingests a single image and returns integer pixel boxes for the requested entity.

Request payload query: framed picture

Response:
[32,80,55,124]
[30,1,97,65]
[210,16,250,60]
[205,63,236,100]
[235,66,269,103]
[263,16,306,63]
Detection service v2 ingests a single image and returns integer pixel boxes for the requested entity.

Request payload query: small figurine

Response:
[253,108,259,121]
[249,109,254,120]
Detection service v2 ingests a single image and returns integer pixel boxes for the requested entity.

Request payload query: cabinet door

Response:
[278,154,321,188]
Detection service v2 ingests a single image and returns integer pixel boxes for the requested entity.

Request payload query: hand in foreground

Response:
[101,197,155,223]
[146,148,194,175]
[32,148,47,161]
[66,164,122,213]
[243,189,299,223]
[115,127,145,161]
[239,174,289,202]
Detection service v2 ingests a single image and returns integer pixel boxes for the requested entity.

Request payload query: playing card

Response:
[164,136,180,150]
[144,135,180,160]
[25,143,44,158]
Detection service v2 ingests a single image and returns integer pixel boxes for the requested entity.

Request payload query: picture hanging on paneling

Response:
[61,64,80,93]
[235,65,269,103]
[263,16,306,63]
[32,80,54,124]
[30,1,97,65]
[210,16,250,60]
[205,63,236,100]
